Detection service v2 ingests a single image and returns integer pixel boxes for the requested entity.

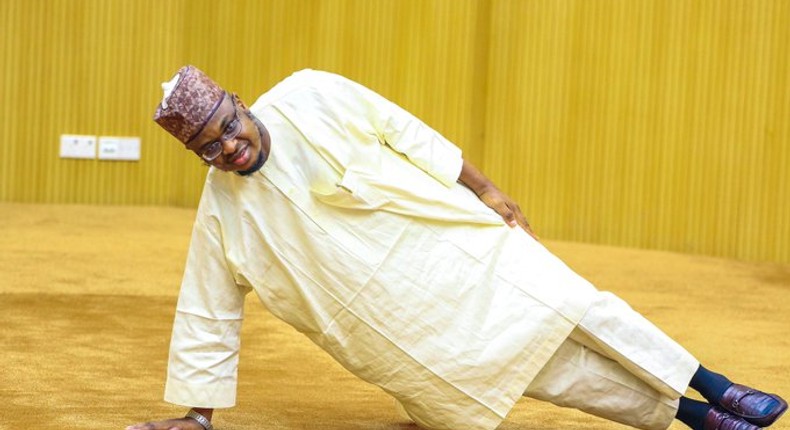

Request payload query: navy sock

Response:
[677,397,713,430]
[690,364,733,404]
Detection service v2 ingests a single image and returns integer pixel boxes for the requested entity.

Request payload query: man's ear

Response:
[231,93,249,110]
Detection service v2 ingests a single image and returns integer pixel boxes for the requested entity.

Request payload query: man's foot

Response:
[704,407,762,430]
[719,384,788,427]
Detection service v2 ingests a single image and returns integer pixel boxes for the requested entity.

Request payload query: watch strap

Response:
[185,409,214,430]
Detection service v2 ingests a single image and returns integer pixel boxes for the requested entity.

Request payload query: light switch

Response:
[98,136,141,161]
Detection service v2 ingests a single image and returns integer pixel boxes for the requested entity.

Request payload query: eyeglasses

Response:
[198,105,243,162]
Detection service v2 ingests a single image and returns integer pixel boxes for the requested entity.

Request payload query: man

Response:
[128,65,786,430]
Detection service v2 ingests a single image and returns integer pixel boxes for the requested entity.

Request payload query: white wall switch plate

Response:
[98,136,141,161]
[60,135,97,159]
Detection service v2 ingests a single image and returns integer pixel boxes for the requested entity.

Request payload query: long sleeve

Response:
[374,93,463,188]
[252,69,464,188]
[164,209,250,408]
[327,72,465,188]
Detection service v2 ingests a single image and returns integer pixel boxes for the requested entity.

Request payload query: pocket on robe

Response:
[311,168,389,210]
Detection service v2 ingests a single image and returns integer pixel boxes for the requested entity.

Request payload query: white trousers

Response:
[524,292,700,430]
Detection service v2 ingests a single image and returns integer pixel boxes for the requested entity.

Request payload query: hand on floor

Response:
[126,418,204,430]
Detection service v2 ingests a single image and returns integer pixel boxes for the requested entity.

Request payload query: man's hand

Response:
[477,186,539,241]
[126,418,203,430]
[457,159,539,241]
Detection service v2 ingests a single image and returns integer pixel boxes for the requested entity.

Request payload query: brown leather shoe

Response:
[719,384,788,427]
[704,407,762,430]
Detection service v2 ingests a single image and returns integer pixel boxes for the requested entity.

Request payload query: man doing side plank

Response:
[128,66,786,430]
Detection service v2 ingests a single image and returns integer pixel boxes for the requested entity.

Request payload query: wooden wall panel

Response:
[484,0,789,263]
[1,0,190,205]
[0,0,486,207]
[1,0,788,263]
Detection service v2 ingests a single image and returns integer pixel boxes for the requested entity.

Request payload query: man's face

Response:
[185,93,264,172]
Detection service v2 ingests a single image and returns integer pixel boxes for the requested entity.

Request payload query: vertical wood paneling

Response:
[485,0,790,263]
[1,0,788,263]
[0,0,485,208]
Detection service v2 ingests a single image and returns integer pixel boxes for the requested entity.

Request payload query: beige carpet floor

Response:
[1,203,788,430]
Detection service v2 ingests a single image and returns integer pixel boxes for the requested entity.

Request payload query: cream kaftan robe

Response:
[164,70,663,430]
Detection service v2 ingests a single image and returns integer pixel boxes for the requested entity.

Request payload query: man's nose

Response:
[221,137,237,154]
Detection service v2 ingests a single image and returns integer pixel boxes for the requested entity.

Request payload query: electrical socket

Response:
[60,135,97,159]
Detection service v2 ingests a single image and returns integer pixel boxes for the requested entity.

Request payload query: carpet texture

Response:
[1,203,787,430]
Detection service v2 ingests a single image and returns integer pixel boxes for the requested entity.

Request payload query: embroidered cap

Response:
[153,65,225,143]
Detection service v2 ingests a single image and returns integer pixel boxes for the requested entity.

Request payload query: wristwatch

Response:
[185,409,214,430]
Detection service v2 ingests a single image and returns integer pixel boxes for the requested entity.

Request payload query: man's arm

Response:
[127,200,247,429]
[458,159,539,240]
[324,73,538,239]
